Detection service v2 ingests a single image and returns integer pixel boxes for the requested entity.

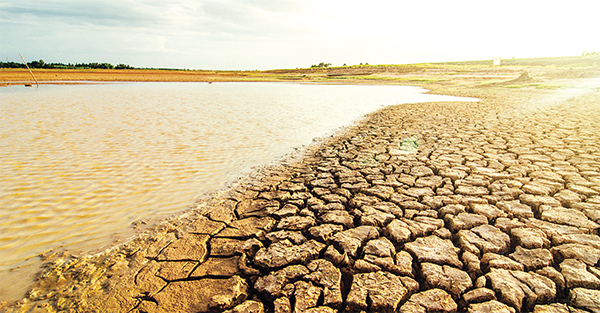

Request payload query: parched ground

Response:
[2,74,600,312]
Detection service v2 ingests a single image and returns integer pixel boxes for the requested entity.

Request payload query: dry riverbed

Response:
[2,58,600,312]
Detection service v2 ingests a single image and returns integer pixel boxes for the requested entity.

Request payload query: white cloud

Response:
[1,0,598,69]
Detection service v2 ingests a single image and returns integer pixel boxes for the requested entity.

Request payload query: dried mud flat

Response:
[3,76,600,313]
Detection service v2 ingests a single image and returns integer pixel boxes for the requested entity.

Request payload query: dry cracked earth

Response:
[4,82,600,313]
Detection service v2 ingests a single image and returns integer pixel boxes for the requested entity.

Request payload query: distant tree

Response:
[311,62,331,68]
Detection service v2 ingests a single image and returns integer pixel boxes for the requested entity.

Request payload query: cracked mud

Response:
[4,81,600,313]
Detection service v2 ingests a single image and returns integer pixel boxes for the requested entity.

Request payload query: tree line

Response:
[0,59,135,69]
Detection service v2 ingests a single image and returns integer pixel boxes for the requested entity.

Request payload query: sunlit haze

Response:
[0,0,598,69]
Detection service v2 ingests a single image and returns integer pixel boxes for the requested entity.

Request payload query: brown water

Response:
[0,82,476,302]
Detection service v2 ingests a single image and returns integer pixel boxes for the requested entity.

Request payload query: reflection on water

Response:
[0,82,475,302]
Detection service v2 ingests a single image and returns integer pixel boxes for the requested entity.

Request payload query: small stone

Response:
[404,235,462,268]
[570,288,600,313]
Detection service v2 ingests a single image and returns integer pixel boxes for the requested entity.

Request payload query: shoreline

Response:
[2,62,600,312]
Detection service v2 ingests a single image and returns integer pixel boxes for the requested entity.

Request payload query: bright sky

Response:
[0,0,598,70]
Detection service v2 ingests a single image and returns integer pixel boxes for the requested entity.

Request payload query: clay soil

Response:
[2,56,600,313]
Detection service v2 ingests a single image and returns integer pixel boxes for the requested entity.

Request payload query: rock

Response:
[253,239,326,269]
[404,235,462,268]
[154,276,248,312]
[463,288,496,304]
[468,300,516,313]
[420,262,473,297]
[276,216,316,231]
[363,237,396,257]
[400,288,457,313]
[510,227,550,249]
[354,259,382,272]
[519,194,561,210]
[308,224,344,242]
[156,233,209,262]
[559,258,600,289]
[305,259,342,307]
[570,288,600,313]
[330,226,379,258]
[485,268,556,312]
[481,253,524,271]
[293,281,322,312]
[551,243,600,266]
[509,246,553,271]
[494,218,525,233]
[445,213,488,232]
[224,300,265,313]
[346,271,408,312]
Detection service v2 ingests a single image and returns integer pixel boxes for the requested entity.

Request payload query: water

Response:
[0,82,475,302]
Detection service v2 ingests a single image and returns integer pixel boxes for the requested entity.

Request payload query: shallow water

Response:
[0,82,475,302]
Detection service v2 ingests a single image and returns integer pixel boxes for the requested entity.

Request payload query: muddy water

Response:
[0,82,475,302]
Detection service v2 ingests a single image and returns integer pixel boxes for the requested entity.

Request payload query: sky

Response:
[0,0,598,70]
